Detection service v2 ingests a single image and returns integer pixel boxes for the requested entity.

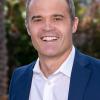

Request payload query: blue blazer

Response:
[9,50,100,100]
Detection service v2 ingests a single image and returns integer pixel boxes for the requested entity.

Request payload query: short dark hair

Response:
[25,0,76,22]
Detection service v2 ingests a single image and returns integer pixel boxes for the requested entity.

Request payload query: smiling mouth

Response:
[41,36,59,42]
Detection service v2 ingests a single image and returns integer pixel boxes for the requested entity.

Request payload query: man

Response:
[9,0,100,100]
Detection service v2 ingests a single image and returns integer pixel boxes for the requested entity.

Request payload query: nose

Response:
[42,19,54,31]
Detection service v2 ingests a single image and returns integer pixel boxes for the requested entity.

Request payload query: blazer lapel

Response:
[16,62,35,100]
[68,50,92,100]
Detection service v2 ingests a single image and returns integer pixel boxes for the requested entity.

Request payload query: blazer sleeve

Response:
[8,69,18,100]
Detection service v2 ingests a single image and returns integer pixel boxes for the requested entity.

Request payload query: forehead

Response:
[29,0,67,5]
[28,0,69,14]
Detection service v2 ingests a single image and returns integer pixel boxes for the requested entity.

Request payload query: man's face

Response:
[27,0,78,58]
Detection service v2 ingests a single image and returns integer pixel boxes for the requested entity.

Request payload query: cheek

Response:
[60,25,73,44]
[28,25,38,42]
[56,20,72,32]
[28,28,38,40]
[59,24,72,36]
[29,23,43,36]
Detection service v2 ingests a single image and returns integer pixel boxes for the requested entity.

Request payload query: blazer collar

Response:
[68,49,92,100]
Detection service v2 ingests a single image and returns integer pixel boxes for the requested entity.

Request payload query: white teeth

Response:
[42,36,58,41]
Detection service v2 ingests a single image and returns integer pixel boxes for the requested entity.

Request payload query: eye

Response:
[54,17,62,21]
[53,15,64,22]
[31,16,43,23]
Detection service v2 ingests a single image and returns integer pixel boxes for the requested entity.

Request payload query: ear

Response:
[72,17,79,34]
[25,20,31,36]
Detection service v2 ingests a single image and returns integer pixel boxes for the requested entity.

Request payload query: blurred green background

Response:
[0,0,100,99]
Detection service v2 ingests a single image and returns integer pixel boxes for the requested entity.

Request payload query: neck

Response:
[38,47,72,77]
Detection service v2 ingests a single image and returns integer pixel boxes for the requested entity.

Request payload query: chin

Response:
[39,51,59,58]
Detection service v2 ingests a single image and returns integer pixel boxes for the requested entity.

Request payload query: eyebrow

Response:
[31,15,42,20]
[53,14,64,18]
[31,14,64,20]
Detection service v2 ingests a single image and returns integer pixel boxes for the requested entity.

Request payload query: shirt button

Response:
[47,81,51,85]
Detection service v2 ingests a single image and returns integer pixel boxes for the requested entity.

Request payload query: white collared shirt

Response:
[29,46,75,100]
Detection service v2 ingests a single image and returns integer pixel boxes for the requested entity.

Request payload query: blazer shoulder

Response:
[88,56,100,69]
[12,61,36,79]
[16,61,35,71]
[79,52,100,68]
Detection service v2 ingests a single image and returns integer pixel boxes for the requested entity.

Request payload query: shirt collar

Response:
[33,46,75,78]
[54,46,75,77]
[33,58,41,74]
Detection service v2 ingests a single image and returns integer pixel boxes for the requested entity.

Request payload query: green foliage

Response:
[5,1,38,70]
